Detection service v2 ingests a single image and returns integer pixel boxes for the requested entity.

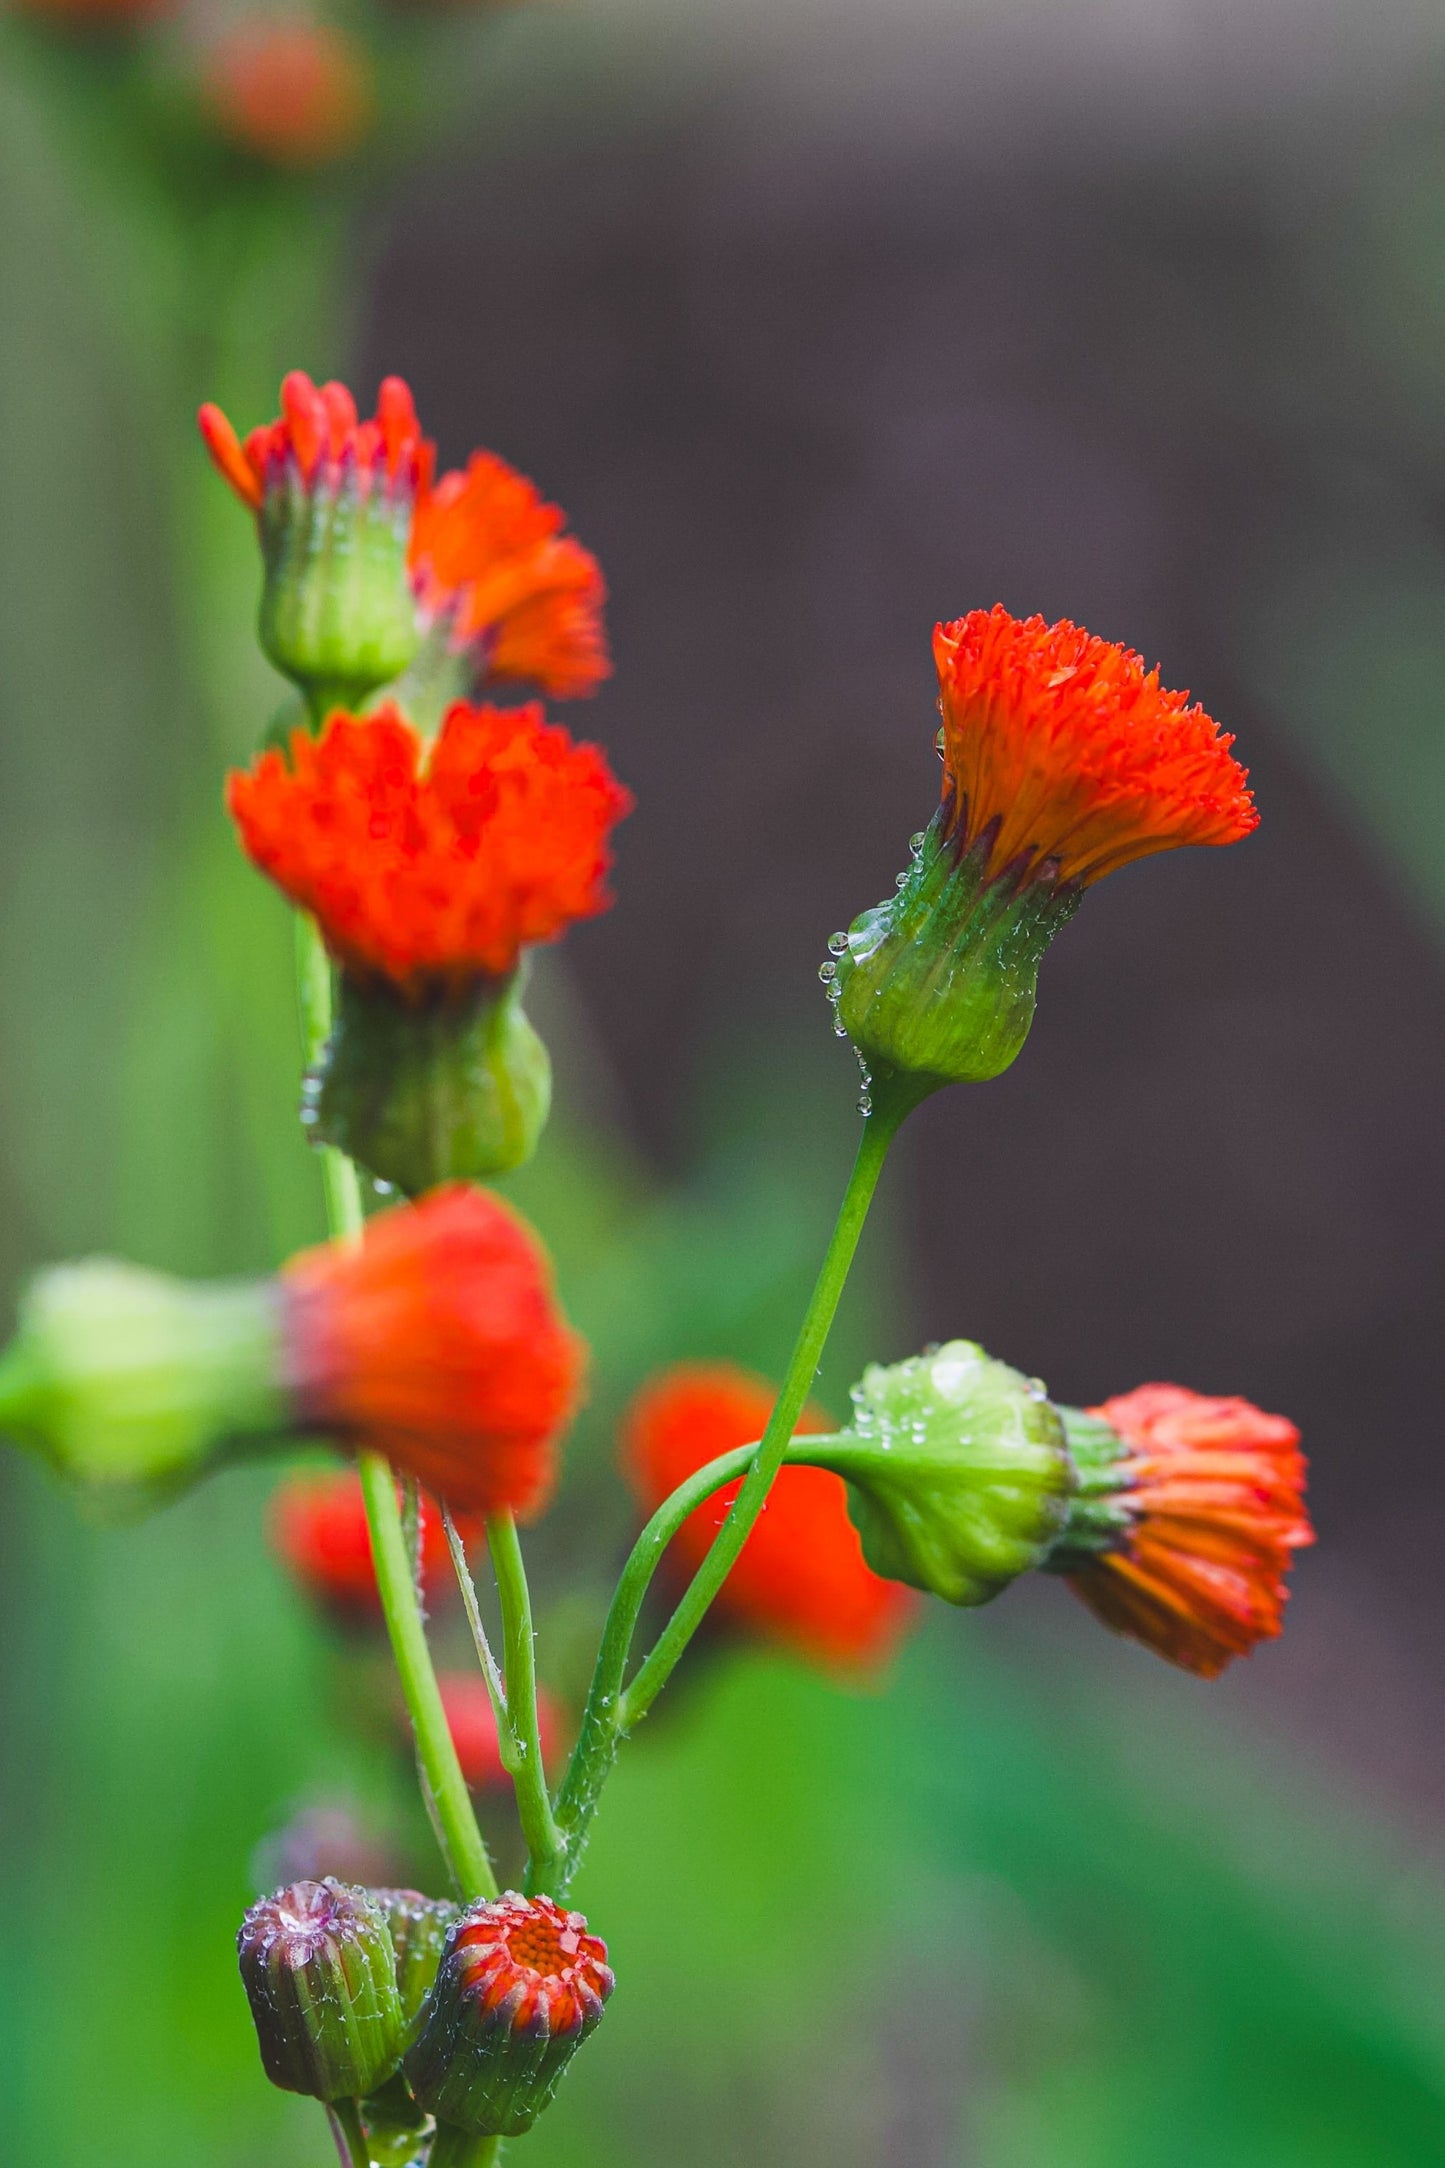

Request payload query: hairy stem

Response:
[485,1511,567,1890]
[296,913,496,1902]
[428,2126,506,2167]
[325,2100,369,2168]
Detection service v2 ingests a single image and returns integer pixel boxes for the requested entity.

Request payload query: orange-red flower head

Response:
[405,1893,613,2135]
[622,1363,919,1676]
[935,607,1258,890]
[830,607,1259,1104]
[229,701,631,996]
[1053,1384,1311,1678]
[201,23,374,171]
[280,1185,584,1517]
[411,453,611,700]
[200,371,428,519]
[269,1466,454,1618]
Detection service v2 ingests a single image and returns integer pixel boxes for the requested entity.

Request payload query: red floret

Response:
[935,606,1259,889]
[227,701,632,994]
[280,1186,584,1519]
[1066,1383,1312,1678]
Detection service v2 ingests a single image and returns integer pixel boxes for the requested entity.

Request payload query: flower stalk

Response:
[297,911,497,1903]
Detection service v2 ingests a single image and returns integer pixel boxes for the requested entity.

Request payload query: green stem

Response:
[325,2100,368,2168]
[296,913,495,1903]
[486,1511,567,1890]
[429,2128,506,2168]
[546,1098,904,1894]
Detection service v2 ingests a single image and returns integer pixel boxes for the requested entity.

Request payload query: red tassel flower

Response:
[269,1467,456,1619]
[281,1186,584,1518]
[1055,1384,1312,1677]
[622,1363,919,1676]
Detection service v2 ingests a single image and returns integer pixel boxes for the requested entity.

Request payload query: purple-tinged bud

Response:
[404,1891,613,2137]
[237,1879,403,2100]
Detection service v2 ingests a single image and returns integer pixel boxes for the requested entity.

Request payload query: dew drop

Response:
[894,870,908,889]
[857,1093,873,1117]
[909,831,925,855]
[818,961,837,984]
[833,1021,849,1038]
[828,931,849,955]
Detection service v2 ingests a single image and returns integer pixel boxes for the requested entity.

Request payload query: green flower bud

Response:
[405,1893,613,2138]
[0,1262,284,1500]
[813,1340,1075,1605]
[825,814,1080,1106]
[371,1889,458,2041]
[308,965,552,1196]
[237,1880,405,2102]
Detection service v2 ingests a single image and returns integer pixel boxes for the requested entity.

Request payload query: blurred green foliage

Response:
[3,21,1445,2168]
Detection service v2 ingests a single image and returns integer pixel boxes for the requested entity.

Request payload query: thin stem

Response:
[325,2100,368,2168]
[485,1511,567,1890]
[429,2128,506,2168]
[359,1451,498,1902]
[625,1103,900,1716]
[545,1098,904,1894]
[295,912,495,1904]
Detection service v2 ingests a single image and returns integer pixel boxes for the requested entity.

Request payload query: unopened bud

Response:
[405,1892,613,2137]
[237,1879,404,2100]
[371,1888,457,2040]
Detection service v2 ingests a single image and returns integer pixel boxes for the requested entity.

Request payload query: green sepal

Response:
[0,1261,286,1503]
[258,456,420,714]
[237,1879,406,2103]
[812,1339,1076,1605]
[371,1889,459,2041]
[309,964,552,1196]
[1040,1406,1135,1570]
[829,809,1082,1096]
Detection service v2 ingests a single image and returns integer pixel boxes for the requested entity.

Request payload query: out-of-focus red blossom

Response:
[1067,1384,1312,1678]
[228,703,632,995]
[434,1671,563,1792]
[410,453,611,699]
[200,23,374,171]
[935,606,1259,890]
[280,1185,584,1517]
[199,372,608,701]
[622,1363,919,1676]
[269,1467,460,1616]
[199,372,428,520]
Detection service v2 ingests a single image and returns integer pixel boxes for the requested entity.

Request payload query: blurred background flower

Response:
[5,0,1445,2163]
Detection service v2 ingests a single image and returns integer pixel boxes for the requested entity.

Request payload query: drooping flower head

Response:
[405,1893,613,2136]
[269,1466,455,1619]
[622,1364,919,1675]
[230,702,630,996]
[200,372,428,709]
[229,703,631,1189]
[0,1190,583,1517]
[1047,1384,1311,1677]
[434,1672,563,1792]
[410,452,611,700]
[829,607,1258,1111]
[282,1185,584,1518]
[201,23,374,171]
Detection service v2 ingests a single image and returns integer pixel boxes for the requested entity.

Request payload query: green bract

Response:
[310,964,552,1197]
[815,1339,1076,1605]
[826,812,1081,1102]
[238,1880,405,2103]
[0,1260,285,1499]
[259,458,420,715]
